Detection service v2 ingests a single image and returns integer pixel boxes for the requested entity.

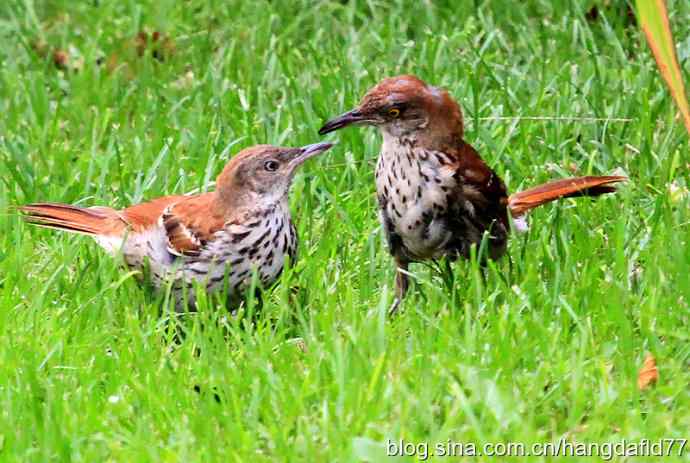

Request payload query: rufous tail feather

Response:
[508,175,626,216]
[19,203,125,236]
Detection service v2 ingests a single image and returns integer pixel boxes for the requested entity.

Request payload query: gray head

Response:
[216,142,333,208]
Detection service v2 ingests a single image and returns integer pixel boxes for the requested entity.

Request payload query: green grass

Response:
[1,0,689,461]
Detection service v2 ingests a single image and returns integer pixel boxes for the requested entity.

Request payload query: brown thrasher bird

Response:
[20,142,333,310]
[319,75,625,314]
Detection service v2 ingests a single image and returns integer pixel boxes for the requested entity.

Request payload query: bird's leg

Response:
[389,257,409,316]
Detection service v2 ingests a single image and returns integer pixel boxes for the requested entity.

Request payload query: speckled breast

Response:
[375,141,459,260]
[167,205,297,308]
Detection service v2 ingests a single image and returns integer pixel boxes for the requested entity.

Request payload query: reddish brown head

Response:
[215,142,332,210]
[319,75,464,147]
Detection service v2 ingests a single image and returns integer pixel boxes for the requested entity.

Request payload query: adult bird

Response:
[20,143,333,310]
[319,75,624,313]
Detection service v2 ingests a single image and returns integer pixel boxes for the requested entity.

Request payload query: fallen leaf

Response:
[637,353,659,390]
[585,5,599,21]
[52,49,69,70]
[135,31,148,57]
[134,30,175,62]
[586,2,635,27]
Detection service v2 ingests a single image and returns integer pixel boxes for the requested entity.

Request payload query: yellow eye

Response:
[388,108,400,118]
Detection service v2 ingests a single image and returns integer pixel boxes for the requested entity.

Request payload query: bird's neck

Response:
[381,122,462,154]
[214,183,289,223]
[381,128,419,151]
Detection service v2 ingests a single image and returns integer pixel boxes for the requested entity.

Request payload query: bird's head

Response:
[319,75,464,146]
[217,142,333,207]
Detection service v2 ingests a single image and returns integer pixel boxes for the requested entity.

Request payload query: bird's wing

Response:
[21,193,228,258]
[449,140,510,224]
[156,193,227,257]
[121,195,187,231]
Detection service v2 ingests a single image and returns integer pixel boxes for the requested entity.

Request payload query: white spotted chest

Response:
[182,203,297,294]
[375,136,458,260]
[99,202,297,306]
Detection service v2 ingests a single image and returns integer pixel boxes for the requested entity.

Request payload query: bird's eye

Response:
[264,160,280,172]
[388,108,401,118]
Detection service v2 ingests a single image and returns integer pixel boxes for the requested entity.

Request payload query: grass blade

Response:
[636,0,690,135]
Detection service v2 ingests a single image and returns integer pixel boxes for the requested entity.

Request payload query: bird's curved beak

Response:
[318,109,372,135]
[288,142,334,168]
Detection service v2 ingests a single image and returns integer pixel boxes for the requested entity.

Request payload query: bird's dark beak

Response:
[318,109,369,135]
[288,142,334,167]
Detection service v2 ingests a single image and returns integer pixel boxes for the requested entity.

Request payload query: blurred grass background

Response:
[0,0,688,461]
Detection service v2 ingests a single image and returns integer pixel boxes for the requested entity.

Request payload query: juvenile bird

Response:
[319,75,624,313]
[20,143,333,310]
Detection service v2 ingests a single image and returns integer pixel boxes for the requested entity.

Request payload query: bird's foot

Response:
[388,297,403,316]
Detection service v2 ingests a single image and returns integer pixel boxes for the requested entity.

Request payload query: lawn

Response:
[0,0,688,461]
